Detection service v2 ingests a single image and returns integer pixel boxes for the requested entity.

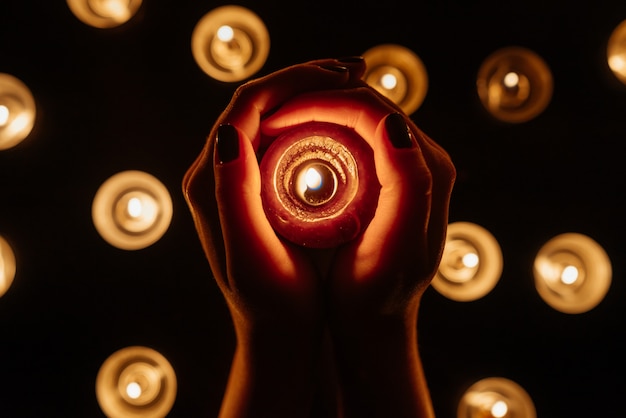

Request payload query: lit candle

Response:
[608,19,626,85]
[210,24,254,70]
[0,73,36,150]
[362,44,428,115]
[260,121,380,248]
[92,171,173,250]
[364,65,410,110]
[96,346,177,417]
[438,239,481,284]
[0,236,17,298]
[66,0,142,28]
[432,222,503,301]
[458,377,536,418]
[477,47,552,123]
[533,233,611,314]
[192,5,270,82]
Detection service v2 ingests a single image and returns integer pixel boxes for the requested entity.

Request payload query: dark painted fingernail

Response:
[319,64,349,73]
[216,124,239,164]
[385,113,414,149]
[337,56,364,63]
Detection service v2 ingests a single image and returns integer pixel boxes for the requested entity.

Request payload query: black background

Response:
[1,1,625,417]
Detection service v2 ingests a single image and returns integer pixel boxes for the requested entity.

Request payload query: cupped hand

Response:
[261,85,456,322]
[183,58,455,418]
[261,81,455,418]
[182,58,367,328]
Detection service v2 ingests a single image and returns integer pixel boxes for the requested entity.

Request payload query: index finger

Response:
[222,59,365,149]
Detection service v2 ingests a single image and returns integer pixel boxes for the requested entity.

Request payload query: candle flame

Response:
[0,105,9,126]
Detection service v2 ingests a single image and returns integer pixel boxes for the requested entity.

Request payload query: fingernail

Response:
[337,56,364,63]
[385,113,415,149]
[319,64,349,73]
[216,124,239,164]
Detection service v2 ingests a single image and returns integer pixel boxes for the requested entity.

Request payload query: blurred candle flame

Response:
[380,73,398,90]
[534,233,611,314]
[191,6,269,82]
[490,400,508,417]
[126,196,143,219]
[126,382,142,400]
[217,25,235,42]
[503,71,520,88]
[560,265,579,285]
[0,236,16,298]
[91,0,131,21]
[0,105,9,126]
[608,19,626,84]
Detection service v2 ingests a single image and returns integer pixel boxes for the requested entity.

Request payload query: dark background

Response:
[1,1,625,417]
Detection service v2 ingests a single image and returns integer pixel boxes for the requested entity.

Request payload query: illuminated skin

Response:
[183,58,456,418]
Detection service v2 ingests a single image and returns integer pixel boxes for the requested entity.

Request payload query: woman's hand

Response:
[182,58,368,418]
[183,58,366,326]
[261,86,455,318]
[183,56,455,418]
[261,84,456,418]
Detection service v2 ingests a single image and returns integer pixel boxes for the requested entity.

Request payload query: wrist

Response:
[219,317,324,418]
[329,302,434,418]
[329,294,420,340]
[330,308,419,360]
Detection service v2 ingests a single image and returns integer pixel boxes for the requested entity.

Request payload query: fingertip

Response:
[384,113,416,149]
[318,64,349,73]
[373,113,431,190]
[336,56,365,64]
[215,124,240,164]
[336,56,367,80]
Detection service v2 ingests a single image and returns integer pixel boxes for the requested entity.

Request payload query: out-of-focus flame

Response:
[458,377,536,418]
[534,233,611,314]
[362,44,428,115]
[66,0,142,28]
[192,6,270,82]
[92,171,172,250]
[477,47,552,123]
[0,73,36,150]
[96,346,177,418]
[432,222,503,301]
[608,19,626,85]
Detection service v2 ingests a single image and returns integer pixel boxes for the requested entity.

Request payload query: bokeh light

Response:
[608,19,626,85]
[191,5,270,82]
[477,46,553,123]
[96,346,177,418]
[66,0,143,28]
[534,233,612,314]
[458,377,536,418]
[92,170,173,250]
[432,222,503,302]
[362,44,428,115]
[0,73,36,150]
[0,235,16,298]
